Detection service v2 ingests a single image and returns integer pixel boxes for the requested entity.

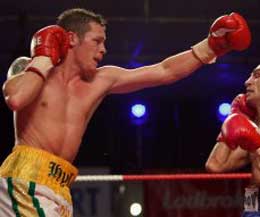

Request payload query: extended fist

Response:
[30,25,70,65]
[192,12,251,64]
[208,12,251,56]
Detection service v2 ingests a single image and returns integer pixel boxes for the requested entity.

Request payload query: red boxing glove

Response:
[30,25,70,65]
[208,12,251,56]
[230,94,256,119]
[217,94,256,144]
[221,113,260,151]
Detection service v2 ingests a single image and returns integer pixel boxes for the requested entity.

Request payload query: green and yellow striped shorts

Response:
[0,145,78,217]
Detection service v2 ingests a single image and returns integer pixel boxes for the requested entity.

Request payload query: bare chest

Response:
[37,80,108,122]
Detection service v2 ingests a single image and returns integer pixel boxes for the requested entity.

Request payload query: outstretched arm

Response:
[104,12,251,94]
[105,50,202,94]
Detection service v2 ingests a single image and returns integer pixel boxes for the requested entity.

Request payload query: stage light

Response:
[130,202,142,216]
[131,104,146,118]
[218,103,231,116]
[217,102,231,122]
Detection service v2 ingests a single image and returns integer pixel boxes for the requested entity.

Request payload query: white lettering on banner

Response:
[162,190,243,210]
[71,168,112,217]
[71,183,111,217]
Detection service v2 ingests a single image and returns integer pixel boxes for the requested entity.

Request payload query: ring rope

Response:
[75,173,251,182]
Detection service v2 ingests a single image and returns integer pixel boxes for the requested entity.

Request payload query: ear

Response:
[68,31,80,47]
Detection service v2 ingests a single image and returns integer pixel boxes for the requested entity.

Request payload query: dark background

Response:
[0,0,259,173]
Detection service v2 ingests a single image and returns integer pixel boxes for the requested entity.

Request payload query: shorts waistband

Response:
[0,145,78,203]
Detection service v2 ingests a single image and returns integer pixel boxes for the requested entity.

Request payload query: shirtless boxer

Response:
[206,65,260,217]
[1,8,251,217]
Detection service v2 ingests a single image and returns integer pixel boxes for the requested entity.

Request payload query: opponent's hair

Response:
[57,8,106,39]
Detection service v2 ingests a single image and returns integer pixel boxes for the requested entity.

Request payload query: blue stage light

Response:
[217,102,231,122]
[218,103,231,116]
[131,104,146,118]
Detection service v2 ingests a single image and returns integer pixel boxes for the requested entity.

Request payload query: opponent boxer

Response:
[1,8,251,216]
[206,65,260,217]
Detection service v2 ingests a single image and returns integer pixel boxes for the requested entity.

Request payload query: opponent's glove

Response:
[26,25,70,80]
[220,113,260,151]
[216,93,256,145]
[230,93,256,119]
[192,12,251,64]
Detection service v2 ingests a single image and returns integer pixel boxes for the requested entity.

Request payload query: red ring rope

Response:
[75,173,251,182]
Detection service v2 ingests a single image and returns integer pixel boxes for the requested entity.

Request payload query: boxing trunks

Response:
[242,186,260,217]
[0,145,78,217]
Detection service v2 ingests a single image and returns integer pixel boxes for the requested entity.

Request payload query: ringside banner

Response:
[144,179,248,217]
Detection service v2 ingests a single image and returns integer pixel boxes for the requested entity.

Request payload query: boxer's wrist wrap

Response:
[192,38,217,64]
[25,66,46,81]
[24,56,53,81]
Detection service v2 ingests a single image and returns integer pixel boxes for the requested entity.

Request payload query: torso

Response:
[15,69,113,162]
[249,152,260,185]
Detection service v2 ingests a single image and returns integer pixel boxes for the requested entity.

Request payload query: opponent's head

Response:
[245,64,260,108]
[57,8,107,80]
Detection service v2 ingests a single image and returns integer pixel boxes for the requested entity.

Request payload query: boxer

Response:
[1,8,251,216]
[206,65,260,217]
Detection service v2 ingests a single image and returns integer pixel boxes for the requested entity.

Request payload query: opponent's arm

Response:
[205,141,249,173]
[206,115,252,173]
[206,94,255,172]
[207,112,260,173]
[2,25,69,111]
[105,12,251,94]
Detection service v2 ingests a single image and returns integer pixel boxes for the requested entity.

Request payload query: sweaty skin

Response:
[4,22,203,162]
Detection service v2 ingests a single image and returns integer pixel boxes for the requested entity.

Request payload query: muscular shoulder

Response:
[7,56,31,78]
[97,65,132,85]
[97,65,128,79]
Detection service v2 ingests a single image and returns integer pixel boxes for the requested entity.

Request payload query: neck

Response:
[253,106,260,127]
[52,56,81,84]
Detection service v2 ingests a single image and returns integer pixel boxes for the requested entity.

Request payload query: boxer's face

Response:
[245,66,260,107]
[73,22,106,80]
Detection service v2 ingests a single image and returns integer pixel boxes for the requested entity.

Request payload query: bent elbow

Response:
[205,161,214,173]
[205,161,225,173]
[4,95,24,111]
[3,84,28,111]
